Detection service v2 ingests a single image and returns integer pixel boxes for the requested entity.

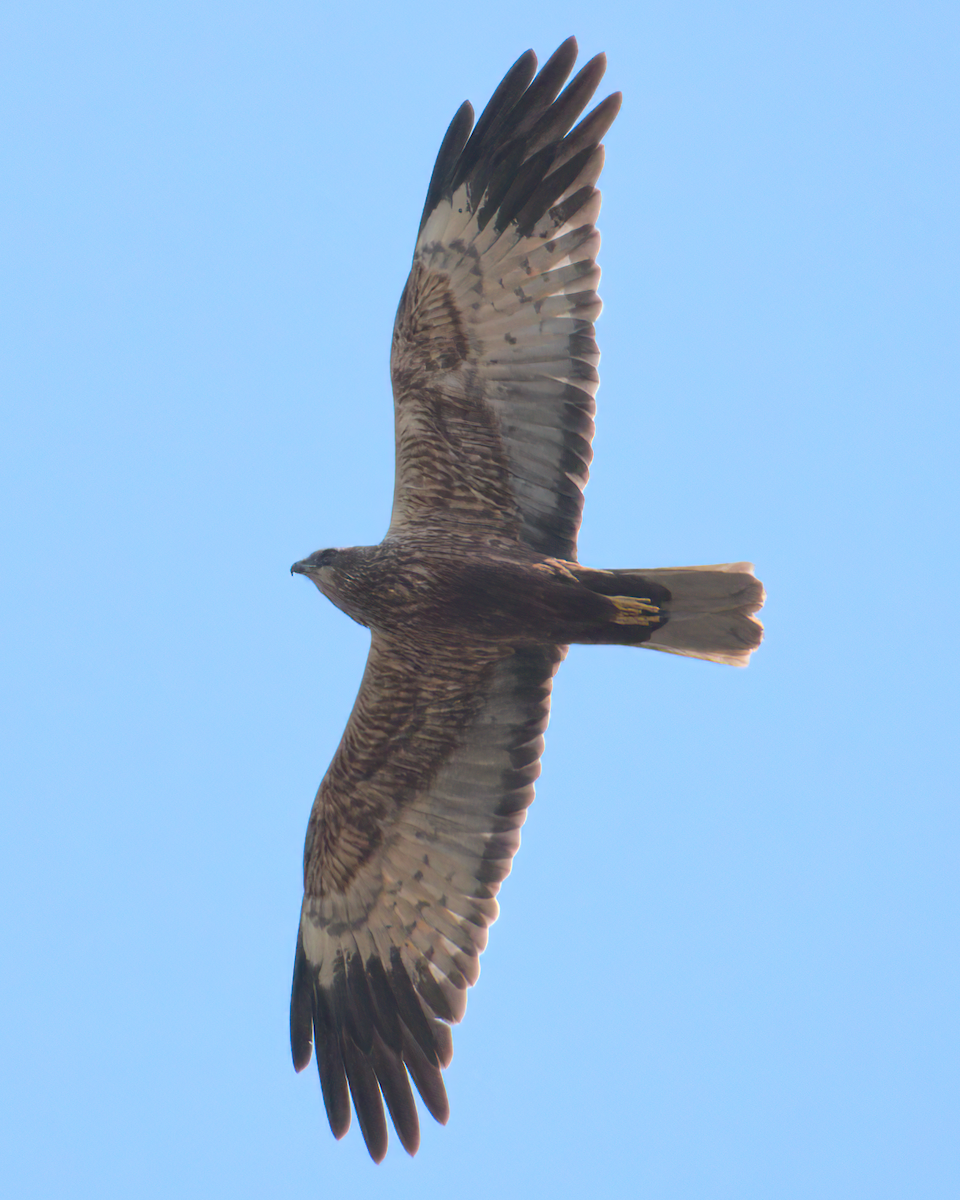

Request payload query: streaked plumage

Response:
[289,39,764,1161]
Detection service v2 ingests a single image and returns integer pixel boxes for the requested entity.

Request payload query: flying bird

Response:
[289,38,764,1161]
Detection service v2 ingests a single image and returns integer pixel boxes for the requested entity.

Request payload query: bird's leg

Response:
[608,596,661,625]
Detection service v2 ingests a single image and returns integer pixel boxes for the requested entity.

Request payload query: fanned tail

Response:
[579,562,765,666]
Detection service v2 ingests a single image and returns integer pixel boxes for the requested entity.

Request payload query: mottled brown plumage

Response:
[289,38,765,1162]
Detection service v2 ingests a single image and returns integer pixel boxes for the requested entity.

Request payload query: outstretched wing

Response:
[389,37,621,562]
[291,635,565,1160]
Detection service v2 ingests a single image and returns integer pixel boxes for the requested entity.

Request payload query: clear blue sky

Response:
[3,2,958,1197]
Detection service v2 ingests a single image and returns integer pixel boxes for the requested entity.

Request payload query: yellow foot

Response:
[610,596,661,625]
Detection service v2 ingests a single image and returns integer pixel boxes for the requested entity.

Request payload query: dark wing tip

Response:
[416,39,618,246]
[314,986,352,1139]
[292,933,451,1160]
[290,931,315,1072]
[342,1035,389,1161]
[417,99,475,238]
[513,46,539,76]
[598,89,623,129]
[402,1026,450,1125]
[371,1029,421,1155]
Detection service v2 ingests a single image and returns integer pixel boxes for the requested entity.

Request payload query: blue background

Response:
[3,2,958,1196]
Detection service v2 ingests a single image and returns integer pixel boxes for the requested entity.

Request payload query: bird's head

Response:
[291,546,369,625]
[291,547,342,591]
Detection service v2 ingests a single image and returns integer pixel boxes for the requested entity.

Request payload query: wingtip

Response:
[291,1047,313,1074]
[515,47,538,73]
[577,50,609,89]
[290,930,316,1072]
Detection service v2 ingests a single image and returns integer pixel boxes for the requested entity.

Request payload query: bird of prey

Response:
[289,38,764,1161]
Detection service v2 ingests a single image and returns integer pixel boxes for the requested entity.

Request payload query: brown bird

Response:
[289,38,764,1161]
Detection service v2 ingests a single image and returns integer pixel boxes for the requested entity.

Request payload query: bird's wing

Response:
[291,633,565,1160]
[388,38,621,562]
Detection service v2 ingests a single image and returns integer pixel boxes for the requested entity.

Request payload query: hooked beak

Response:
[290,561,308,576]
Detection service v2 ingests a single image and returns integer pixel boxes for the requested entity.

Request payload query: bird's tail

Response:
[577,562,765,666]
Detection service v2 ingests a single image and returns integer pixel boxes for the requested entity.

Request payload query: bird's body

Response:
[297,541,656,646]
[289,39,764,1161]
